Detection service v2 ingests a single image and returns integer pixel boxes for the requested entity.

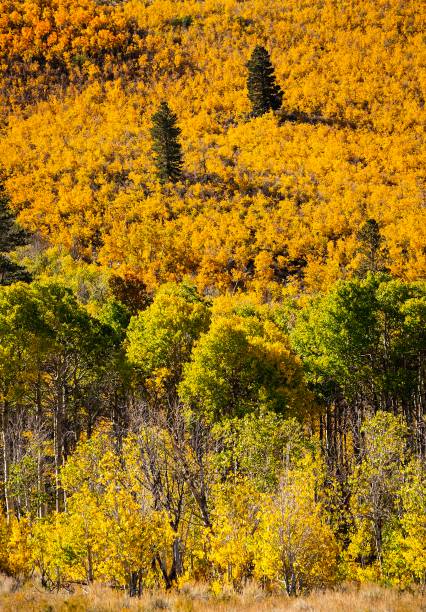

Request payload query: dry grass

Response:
[0,576,424,612]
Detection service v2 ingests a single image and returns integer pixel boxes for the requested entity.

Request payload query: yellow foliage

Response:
[0,0,424,594]
[31,426,175,589]
[0,511,10,573]
[7,516,32,578]
[208,478,263,585]
[0,0,424,293]
[251,455,339,594]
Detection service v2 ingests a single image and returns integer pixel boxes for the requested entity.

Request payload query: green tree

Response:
[356,218,388,275]
[150,101,184,184]
[126,282,210,402]
[0,179,31,285]
[246,46,283,117]
[291,275,426,455]
[180,313,307,421]
[0,283,49,520]
[0,281,122,517]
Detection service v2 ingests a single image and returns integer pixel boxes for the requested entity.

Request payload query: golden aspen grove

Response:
[0,0,425,609]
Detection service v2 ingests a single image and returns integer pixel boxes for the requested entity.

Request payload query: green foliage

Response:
[0,280,123,517]
[0,179,31,285]
[168,15,193,29]
[97,299,131,341]
[214,412,307,490]
[0,283,49,401]
[126,282,210,398]
[246,46,283,117]
[291,274,426,407]
[180,313,307,421]
[150,101,184,184]
[356,218,388,276]
[31,281,117,369]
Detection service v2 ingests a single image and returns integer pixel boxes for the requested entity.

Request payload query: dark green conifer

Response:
[150,101,184,184]
[246,46,283,117]
[356,218,388,275]
[0,178,31,285]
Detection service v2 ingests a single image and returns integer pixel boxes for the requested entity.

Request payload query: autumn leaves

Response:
[151,47,282,183]
[1,0,424,295]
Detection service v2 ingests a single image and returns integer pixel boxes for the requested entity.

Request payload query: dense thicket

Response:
[0,276,424,593]
[0,0,424,292]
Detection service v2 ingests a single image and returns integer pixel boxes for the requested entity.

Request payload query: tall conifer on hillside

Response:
[150,101,184,184]
[0,178,31,285]
[356,218,388,275]
[246,46,283,117]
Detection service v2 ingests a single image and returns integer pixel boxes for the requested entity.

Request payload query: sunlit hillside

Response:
[0,0,424,294]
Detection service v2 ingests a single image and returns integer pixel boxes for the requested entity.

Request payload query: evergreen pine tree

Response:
[356,218,388,276]
[246,46,283,117]
[150,101,184,184]
[0,178,31,285]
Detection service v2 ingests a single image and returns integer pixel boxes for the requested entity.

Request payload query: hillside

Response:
[0,0,425,294]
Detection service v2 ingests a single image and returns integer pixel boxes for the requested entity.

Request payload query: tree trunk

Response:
[1,400,12,521]
[54,383,66,513]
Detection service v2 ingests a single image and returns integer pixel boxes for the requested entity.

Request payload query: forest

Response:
[0,0,425,608]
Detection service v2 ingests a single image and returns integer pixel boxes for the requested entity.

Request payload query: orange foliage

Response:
[0,0,424,294]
